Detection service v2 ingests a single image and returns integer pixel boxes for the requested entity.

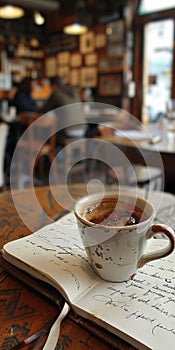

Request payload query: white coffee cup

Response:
[74,192,175,282]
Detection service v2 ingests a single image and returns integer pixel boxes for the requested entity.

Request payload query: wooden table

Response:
[1,184,175,350]
[0,184,138,350]
[64,117,175,192]
[94,122,175,193]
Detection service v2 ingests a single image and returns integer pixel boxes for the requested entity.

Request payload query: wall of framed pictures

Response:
[45,20,127,106]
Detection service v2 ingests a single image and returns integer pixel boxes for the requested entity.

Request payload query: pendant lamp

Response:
[0,5,24,19]
[63,22,88,35]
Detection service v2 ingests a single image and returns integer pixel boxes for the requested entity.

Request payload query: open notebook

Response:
[2,203,175,350]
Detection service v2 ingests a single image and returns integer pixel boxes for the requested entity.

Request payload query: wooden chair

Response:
[62,137,87,183]
[127,164,163,190]
[15,112,58,188]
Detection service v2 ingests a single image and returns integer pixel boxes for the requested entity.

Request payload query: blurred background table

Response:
[95,121,175,193]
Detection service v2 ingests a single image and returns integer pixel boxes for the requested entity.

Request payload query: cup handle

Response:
[138,224,175,268]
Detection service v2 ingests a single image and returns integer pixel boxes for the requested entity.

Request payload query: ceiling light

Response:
[34,11,45,26]
[0,5,24,19]
[63,0,90,35]
[2,0,60,11]
[63,23,88,35]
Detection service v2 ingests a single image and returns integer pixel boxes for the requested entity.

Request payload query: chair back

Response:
[127,164,164,191]
[15,112,58,188]
[61,138,87,183]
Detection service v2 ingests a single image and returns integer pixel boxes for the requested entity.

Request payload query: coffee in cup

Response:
[84,197,147,226]
[74,192,175,282]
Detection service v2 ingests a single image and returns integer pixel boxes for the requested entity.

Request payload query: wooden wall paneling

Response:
[171,39,175,100]
[132,20,144,120]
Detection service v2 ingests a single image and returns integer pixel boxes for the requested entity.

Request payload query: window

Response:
[138,0,175,15]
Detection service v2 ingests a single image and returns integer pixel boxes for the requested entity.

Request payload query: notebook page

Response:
[3,215,99,303]
[74,240,175,350]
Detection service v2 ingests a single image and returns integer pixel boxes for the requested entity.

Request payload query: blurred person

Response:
[9,77,37,149]
[38,76,86,146]
[36,76,87,184]
[5,77,37,187]
[12,77,36,114]
[38,76,81,114]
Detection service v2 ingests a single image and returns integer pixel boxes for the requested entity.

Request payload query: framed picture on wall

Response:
[70,53,82,67]
[80,31,95,54]
[107,43,124,57]
[70,69,80,86]
[106,20,124,42]
[84,53,97,66]
[98,74,122,96]
[81,67,97,87]
[57,51,70,65]
[98,57,123,72]
[45,56,57,77]
[57,66,70,84]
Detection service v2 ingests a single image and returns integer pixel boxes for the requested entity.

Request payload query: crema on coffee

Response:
[85,198,147,226]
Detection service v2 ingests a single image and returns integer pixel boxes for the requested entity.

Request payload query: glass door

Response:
[142,19,174,123]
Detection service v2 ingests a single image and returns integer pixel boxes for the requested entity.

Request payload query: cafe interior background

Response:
[0,0,175,193]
